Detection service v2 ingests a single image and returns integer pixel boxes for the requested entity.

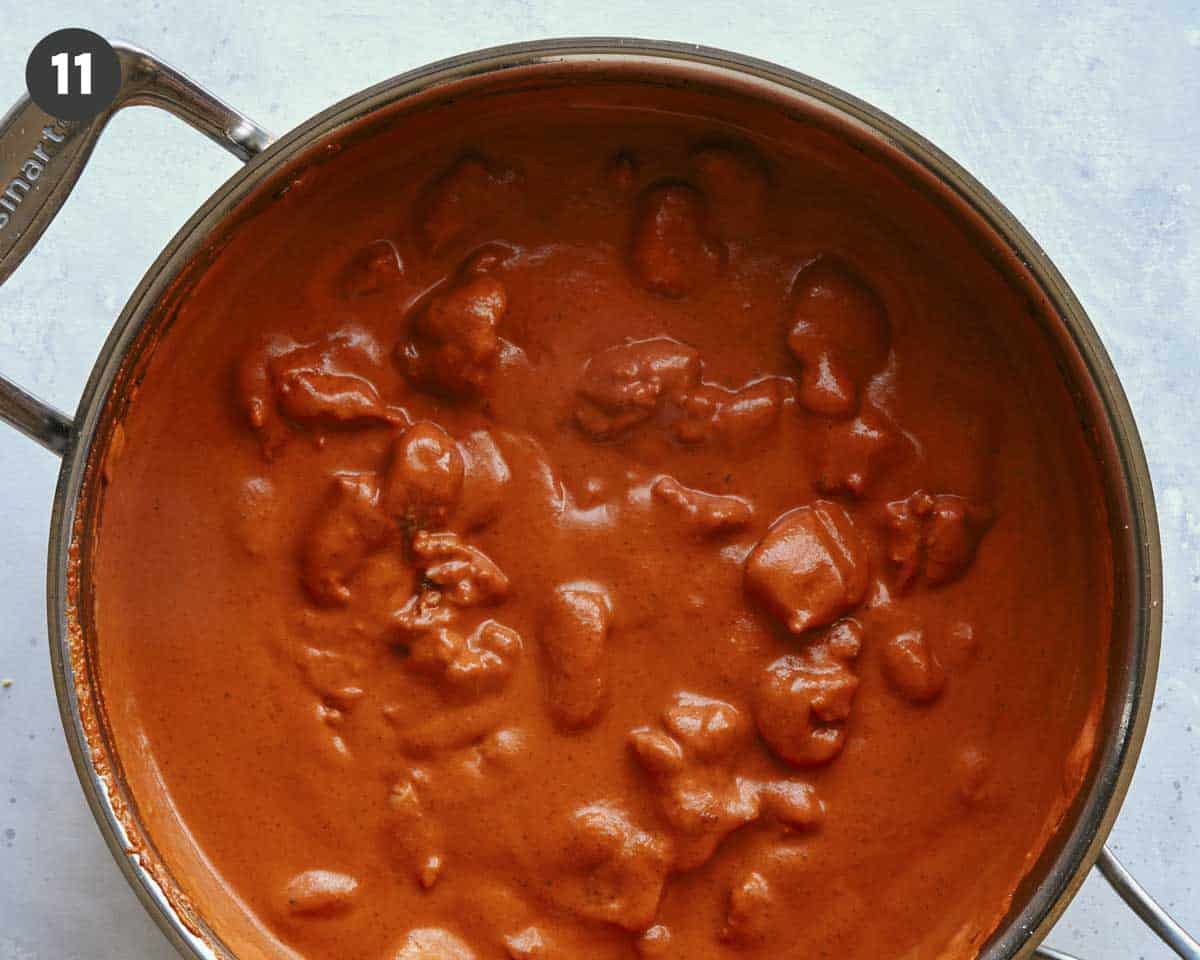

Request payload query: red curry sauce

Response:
[91,78,1112,960]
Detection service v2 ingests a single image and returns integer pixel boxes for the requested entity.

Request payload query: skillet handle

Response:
[1033,845,1200,959]
[1095,846,1199,958]
[0,40,272,456]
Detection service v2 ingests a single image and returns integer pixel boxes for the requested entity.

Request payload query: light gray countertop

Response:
[0,2,1196,958]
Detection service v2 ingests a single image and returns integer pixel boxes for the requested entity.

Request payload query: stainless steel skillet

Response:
[0,37,1192,960]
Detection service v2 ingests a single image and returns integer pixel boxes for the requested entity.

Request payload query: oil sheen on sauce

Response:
[91,81,1113,960]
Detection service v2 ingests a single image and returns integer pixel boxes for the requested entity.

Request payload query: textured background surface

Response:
[0,3,1196,958]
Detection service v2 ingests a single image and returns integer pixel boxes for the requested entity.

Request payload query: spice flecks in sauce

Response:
[92,85,1112,960]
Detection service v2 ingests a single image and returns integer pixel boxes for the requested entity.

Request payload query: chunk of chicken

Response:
[415,153,519,255]
[300,476,392,606]
[554,802,673,932]
[744,502,869,635]
[754,620,863,767]
[630,182,723,297]
[575,337,700,439]
[540,582,613,730]
[884,490,991,590]
[786,258,889,417]
[651,476,753,535]
[384,421,464,528]
[402,275,507,395]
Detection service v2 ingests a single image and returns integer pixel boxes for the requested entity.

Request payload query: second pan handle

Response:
[1034,846,1198,957]
[1093,846,1198,958]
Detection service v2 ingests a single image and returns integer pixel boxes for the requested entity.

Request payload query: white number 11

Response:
[49,51,92,95]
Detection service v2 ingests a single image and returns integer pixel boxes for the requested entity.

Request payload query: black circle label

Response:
[25,29,120,121]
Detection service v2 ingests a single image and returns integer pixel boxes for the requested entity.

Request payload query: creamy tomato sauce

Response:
[91,78,1112,960]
